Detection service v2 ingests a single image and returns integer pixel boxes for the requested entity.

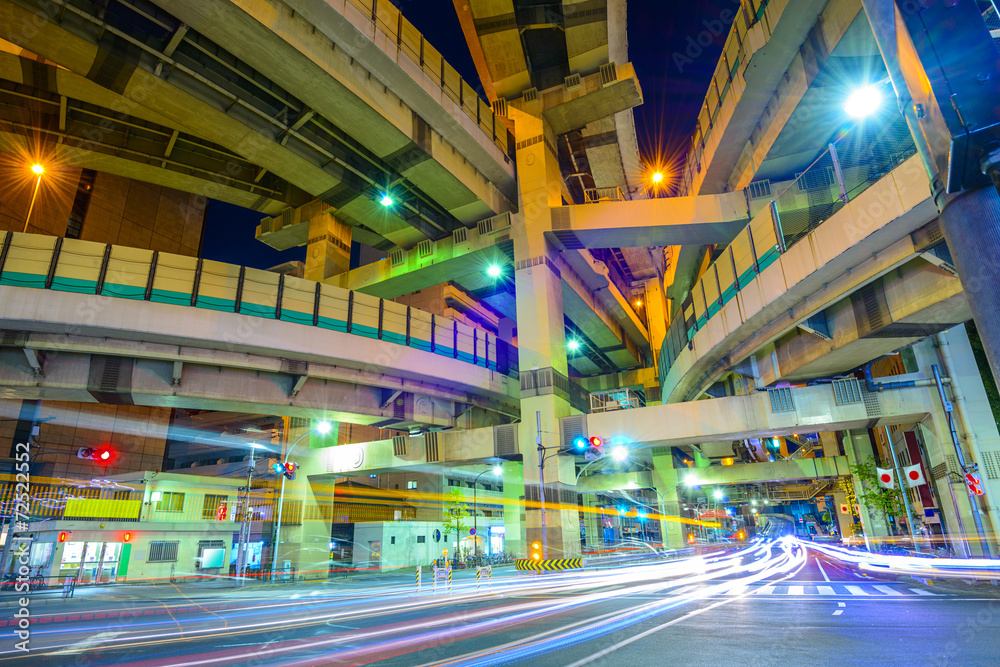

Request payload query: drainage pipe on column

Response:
[935,333,1000,552]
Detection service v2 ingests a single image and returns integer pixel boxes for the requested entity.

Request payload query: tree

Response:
[850,456,906,535]
[441,487,469,565]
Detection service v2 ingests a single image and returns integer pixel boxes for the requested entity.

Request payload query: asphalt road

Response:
[4,542,998,666]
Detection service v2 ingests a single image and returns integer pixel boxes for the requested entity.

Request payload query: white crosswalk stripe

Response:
[909,588,939,596]
[729,583,940,597]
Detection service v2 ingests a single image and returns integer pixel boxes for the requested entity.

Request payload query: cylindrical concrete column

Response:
[938,185,1000,391]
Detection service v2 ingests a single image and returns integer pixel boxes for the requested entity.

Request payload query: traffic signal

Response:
[283,462,298,480]
[584,436,604,461]
[530,541,542,561]
[123,532,132,542]
[216,504,228,521]
[77,445,116,465]
[58,532,68,543]
[966,472,985,496]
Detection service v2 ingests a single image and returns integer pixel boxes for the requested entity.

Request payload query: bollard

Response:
[448,566,452,594]
[416,565,421,593]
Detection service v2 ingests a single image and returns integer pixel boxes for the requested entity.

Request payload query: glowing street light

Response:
[379,193,394,207]
[487,264,503,278]
[23,163,45,233]
[651,171,664,185]
[316,420,332,435]
[610,444,628,462]
[492,465,503,476]
[844,85,882,119]
[567,339,581,352]
[713,489,723,500]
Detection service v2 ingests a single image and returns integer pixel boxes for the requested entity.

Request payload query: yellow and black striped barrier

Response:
[515,558,583,571]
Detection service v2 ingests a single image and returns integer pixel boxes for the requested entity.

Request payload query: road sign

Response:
[442,549,448,555]
[469,528,476,536]
[966,472,985,496]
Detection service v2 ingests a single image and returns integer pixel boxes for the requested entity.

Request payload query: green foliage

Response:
[850,456,906,531]
[965,321,1000,428]
[441,487,469,538]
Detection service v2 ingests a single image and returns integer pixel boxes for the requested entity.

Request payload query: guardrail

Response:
[0,232,518,377]
[660,115,917,390]
[344,0,514,160]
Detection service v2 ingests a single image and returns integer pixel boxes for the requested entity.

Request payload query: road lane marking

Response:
[817,586,836,596]
[725,585,748,596]
[755,585,775,595]
[832,609,843,616]
[846,585,869,596]
[817,560,831,582]
[909,588,937,596]
[51,631,124,655]
[874,585,904,596]
[787,586,804,596]
[838,602,846,607]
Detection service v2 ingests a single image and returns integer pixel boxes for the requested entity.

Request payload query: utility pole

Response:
[536,411,547,559]
[234,456,255,587]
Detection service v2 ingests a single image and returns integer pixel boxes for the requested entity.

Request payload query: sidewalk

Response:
[1,565,511,625]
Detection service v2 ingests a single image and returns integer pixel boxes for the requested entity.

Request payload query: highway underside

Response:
[5,542,997,666]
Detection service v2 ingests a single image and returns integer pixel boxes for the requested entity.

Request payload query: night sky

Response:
[202,1,735,269]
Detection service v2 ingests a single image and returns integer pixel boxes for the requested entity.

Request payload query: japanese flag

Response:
[903,463,926,487]
[876,467,895,488]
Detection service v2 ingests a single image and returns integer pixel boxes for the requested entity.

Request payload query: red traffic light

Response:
[123,532,132,542]
[966,472,985,496]
[589,436,603,448]
[58,532,68,543]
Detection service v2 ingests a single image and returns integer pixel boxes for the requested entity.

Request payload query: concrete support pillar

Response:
[276,422,334,578]
[509,107,580,558]
[843,429,891,541]
[580,493,603,549]
[831,490,852,538]
[819,432,840,459]
[304,209,352,283]
[651,450,686,549]
[501,460,525,557]
[643,278,667,382]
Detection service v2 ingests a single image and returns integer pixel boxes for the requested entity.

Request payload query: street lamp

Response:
[472,465,503,558]
[487,264,502,278]
[23,163,44,233]
[270,420,332,580]
[567,339,581,352]
[844,85,882,119]
[610,445,628,462]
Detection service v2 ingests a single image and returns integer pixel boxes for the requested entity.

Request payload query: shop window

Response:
[148,541,180,563]
[407,481,417,490]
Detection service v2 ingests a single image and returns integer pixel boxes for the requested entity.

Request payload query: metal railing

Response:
[344,0,514,159]
[683,0,774,192]
[660,115,917,388]
[583,187,626,204]
[0,232,518,377]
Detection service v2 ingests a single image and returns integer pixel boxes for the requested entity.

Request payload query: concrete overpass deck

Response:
[659,153,944,402]
[0,0,516,250]
[319,379,936,476]
[0,232,518,428]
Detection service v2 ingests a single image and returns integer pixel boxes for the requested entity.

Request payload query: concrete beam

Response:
[0,286,519,415]
[547,191,749,249]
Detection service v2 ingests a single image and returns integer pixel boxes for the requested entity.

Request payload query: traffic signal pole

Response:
[536,411,547,559]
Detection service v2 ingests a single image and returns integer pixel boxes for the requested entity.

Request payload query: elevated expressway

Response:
[0,0,516,249]
[318,380,937,477]
[659,154,964,403]
[0,233,518,430]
